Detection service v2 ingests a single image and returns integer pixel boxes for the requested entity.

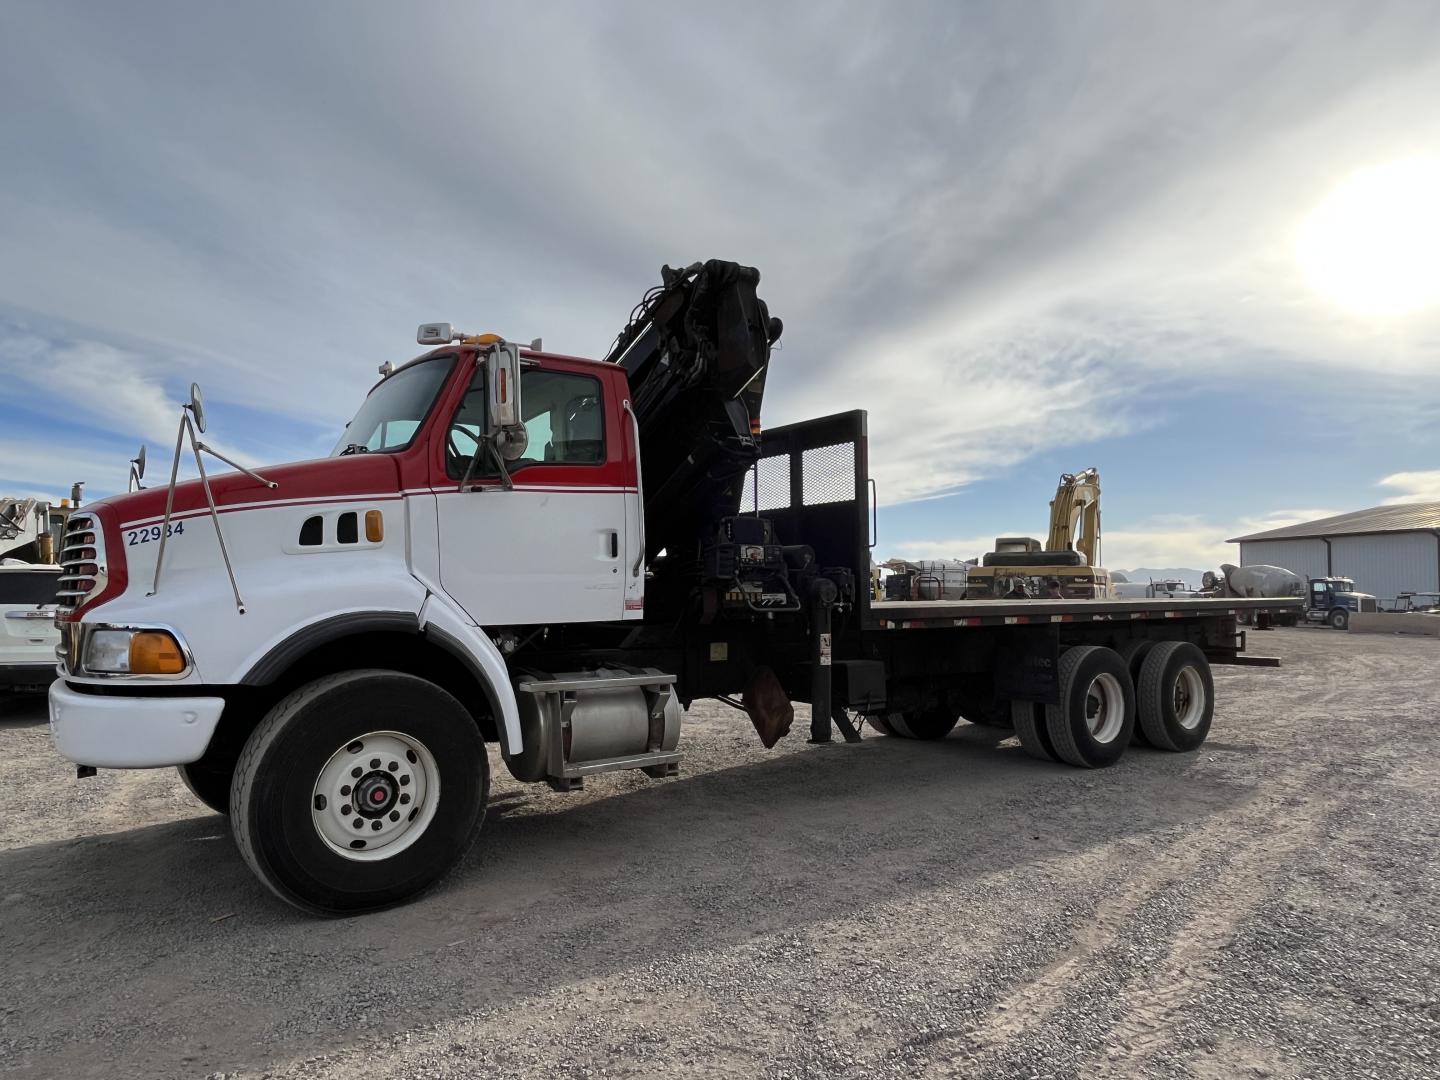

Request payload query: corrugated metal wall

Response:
[1237,538,1328,580]
[1329,533,1440,601]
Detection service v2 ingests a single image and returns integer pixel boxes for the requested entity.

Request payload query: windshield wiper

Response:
[338,443,371,456]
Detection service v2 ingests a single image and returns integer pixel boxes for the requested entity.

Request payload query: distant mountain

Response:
[1115,568,1209,585]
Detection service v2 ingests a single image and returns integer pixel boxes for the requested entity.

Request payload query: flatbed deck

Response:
[869,596,1303,629]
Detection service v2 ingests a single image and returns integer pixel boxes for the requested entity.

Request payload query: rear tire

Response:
[177,762,233,815]
[1116,639,1156,747]
[1044,646,1135,768]
[958,698,1014,729]
[1012,699,1059,762]
[879,708,959,740]
[230,669,489,915]
[1136,641,1214,752]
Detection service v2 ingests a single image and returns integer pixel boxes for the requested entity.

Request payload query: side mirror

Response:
[188,383,207,434]
[486,342,527,461]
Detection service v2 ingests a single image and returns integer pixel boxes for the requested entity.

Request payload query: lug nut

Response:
[387,761,399,772]
[389,811,400,822]
[371,820,382,831]
[399,775,410,786]
[340,785,351,796]
[351,767,362,779]
[341,804,352,816]
[353,818,364,830]
[399,793,411,805]
[370,758,381,769]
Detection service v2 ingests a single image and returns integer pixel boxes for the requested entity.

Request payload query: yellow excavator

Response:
[965,467,1112,599]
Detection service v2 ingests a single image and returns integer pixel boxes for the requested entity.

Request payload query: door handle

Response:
[608,531,619,558]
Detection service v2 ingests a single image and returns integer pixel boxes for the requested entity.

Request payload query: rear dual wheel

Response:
[1045,646,1136,768]
[1134,641,1214,752]
[1013,645,1134,767]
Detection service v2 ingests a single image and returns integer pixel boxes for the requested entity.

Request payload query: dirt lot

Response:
[2,628,1437,1079]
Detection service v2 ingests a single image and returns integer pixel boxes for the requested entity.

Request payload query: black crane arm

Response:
[603,260,782,566]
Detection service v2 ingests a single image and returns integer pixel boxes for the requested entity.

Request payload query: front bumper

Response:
[48,680,225,768]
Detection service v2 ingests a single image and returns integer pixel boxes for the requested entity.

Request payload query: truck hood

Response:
[85,454,404,529]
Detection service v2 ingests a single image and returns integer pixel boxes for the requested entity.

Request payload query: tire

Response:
[957,696,1014,729]
[866,713,897,736]
[178,762,233,815]
[1136,641,1214,752]
[879,707,959,740]
[1044,646,1136,768]
[1012,699,1058,761]
[1329,608,1349,630]
[1115,639,1156,747]
[230,669,489,916]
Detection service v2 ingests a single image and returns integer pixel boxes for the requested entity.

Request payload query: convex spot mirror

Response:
[188,382,206,434]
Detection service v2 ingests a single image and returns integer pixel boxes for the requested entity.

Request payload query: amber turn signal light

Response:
[129,631,186,675]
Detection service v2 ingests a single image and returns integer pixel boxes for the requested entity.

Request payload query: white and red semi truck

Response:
[47,260,1300,914]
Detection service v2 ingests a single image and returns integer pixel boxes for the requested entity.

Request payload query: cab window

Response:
[446,367,604,478]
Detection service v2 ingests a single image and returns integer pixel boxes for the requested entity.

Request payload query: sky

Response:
[2,1,1439,573]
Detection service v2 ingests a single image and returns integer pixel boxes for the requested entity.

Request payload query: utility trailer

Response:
[45,260,1301,914]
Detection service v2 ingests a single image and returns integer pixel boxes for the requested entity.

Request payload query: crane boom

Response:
[603,260,783,566]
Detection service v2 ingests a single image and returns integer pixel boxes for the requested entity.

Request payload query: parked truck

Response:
[47,260,1301,914]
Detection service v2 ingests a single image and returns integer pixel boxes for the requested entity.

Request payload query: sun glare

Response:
[1295,156,1440,318]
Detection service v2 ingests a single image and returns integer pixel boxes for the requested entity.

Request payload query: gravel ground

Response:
[1,628,1437,1079]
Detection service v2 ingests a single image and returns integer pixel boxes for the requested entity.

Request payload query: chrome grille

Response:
[55,513,107,613]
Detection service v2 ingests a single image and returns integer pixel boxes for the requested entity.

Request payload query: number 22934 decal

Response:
[126,521,184,546]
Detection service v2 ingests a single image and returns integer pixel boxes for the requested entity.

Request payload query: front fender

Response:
[418,592,523,759]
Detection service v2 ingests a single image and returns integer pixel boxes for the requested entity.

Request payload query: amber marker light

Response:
[365,510,384,543]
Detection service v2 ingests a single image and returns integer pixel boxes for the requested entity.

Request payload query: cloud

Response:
[2,2,1439,510]
[1378,470,1440,503]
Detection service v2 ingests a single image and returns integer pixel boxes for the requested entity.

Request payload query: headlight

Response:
[84,629,187,675]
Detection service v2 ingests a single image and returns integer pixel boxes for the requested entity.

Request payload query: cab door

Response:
[434,360,633,626]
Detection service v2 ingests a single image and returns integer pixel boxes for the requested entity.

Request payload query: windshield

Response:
[332,356,456,455]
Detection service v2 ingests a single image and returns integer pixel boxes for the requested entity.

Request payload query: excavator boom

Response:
[1046,467,1101,567]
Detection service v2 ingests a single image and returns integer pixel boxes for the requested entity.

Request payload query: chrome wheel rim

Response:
[1085,672,1126,743]
[1174,667,1206,730]
[311,731,439,862]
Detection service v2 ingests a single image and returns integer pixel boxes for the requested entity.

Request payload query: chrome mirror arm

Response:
[147,399,279,614]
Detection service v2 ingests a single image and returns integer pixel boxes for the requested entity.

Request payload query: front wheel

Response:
[230,670,489,915]
[1329,608,1350,630]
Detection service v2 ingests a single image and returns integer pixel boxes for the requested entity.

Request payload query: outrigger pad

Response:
[742,666,794,749]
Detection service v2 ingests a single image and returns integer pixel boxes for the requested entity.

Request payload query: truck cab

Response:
[1305,577,1377,629]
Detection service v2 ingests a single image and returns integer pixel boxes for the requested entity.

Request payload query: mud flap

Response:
[742,666,794,748]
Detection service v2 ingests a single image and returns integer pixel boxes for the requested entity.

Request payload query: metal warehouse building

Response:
[1228,502,1440,603]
